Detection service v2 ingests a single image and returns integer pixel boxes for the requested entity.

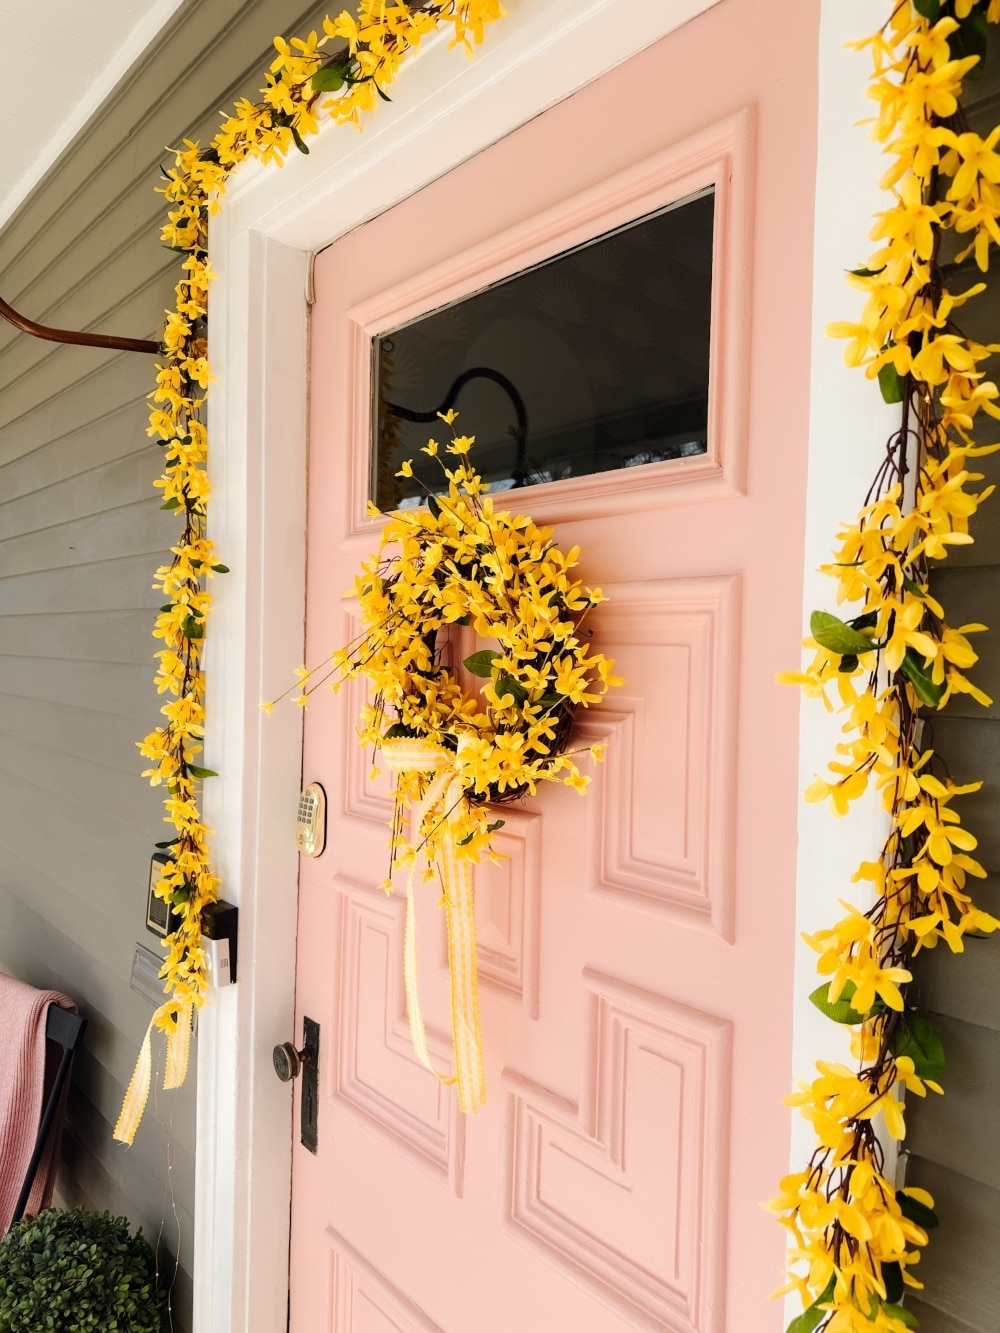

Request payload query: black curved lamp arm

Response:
[383,365,530,486]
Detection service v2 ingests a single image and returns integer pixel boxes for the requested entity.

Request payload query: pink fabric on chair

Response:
[0,974,76,1233]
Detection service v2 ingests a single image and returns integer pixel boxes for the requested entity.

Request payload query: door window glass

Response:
[371,187,715,510]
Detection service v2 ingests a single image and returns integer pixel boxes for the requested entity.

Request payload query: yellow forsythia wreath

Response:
[272,419,621,866]
[268,423,620,1112]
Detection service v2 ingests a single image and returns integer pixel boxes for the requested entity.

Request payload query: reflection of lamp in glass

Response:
[382,365,530,487]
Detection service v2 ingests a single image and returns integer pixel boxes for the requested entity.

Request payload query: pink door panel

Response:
[290,4,818,1330]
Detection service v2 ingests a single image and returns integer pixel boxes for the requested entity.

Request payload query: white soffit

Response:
[0,0,183,228]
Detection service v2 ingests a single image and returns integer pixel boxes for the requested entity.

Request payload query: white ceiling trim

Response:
[0,0,183,229]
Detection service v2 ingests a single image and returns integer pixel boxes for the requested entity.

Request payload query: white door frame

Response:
[196,3,894,1327]
[194,3,726,1330]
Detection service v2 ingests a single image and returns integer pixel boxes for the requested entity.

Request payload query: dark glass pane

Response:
[372,188,714,510]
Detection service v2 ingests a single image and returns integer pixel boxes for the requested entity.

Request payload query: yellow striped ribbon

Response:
[114,1001,192,1145]
[382,738,486,1114]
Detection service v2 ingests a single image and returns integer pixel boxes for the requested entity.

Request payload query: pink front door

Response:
[289,5,818,1330]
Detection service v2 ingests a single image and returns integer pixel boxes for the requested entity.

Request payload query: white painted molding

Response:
[787,0,897,1320]
[197,2,728,1330]
[223,0,725,250]
[196,230,309,1333]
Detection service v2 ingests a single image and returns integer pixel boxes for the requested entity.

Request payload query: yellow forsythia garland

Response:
[773,3,1000,1330]
[118,1,508,1146]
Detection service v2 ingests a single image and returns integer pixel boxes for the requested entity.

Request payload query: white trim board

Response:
[795,0,897,1143]
[786,0,897,1321]
[198,3,723,1330]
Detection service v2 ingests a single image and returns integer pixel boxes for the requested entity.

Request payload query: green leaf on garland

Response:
[181,616,204,640]
[290,126,310,155]
[427,494,443,520]
[882,1305,918,1330]
[212,563,230,573]
[902,575,927,599]
[878,362,906,404]
[187,765,218,779]
[154,839,179,850]
[893,1010,945,1082]
[485,819,505,834]
[912,0,940,16]
[851,611,879,632]
[881,1262,904,1305]
[838,654,860,674]
[849,266,885,278]
[311,63,346,92]
[464,650,502,677]
[160,497,182,510]
[899,648,944,708]
[494,673,528,705]
[785,1275,836,1333]
[810,979,865,1024]
[373,80,393,103]
[810,610,878,655]
[898,1191,939,1232]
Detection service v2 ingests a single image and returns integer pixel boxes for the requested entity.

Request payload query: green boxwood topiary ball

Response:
[0,1208,167,1332]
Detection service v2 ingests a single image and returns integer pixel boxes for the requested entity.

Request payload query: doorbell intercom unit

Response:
[202,900,239,987]
[146,852,181,938]
[296,783,327,857]
[147,851,238,987]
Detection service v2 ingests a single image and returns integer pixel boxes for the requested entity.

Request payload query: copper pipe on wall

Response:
[0,294,160,355]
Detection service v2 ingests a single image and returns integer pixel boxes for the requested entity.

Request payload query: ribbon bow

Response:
[382,737,486,1114]
[114,1001,192,1145]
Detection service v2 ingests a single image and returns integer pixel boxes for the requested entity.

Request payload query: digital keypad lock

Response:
[296,783,327,857]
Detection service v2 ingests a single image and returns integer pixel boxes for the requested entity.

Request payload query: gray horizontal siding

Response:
[907,1016,1000,1191]
[903,1160,1000,1333]
[913,882,1000,1033]
[0,0,333,1325]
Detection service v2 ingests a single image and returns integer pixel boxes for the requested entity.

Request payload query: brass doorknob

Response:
[273,1041,307,1082]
